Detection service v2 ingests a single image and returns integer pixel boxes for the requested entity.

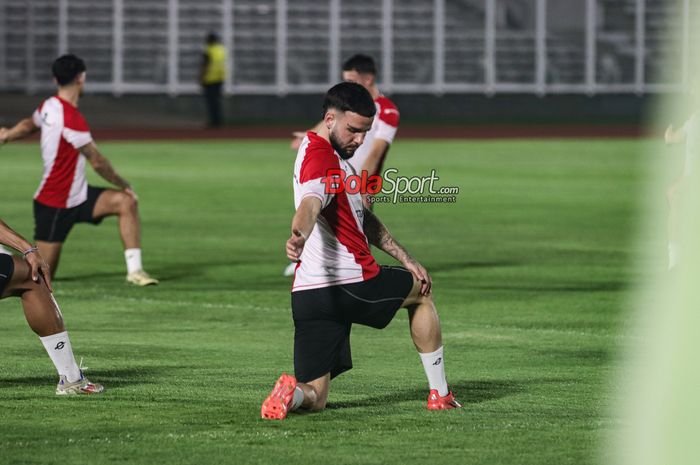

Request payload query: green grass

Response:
[0,138,650,464]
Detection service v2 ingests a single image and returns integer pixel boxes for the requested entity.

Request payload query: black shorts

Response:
[33,186,107,242]
[291,265,415,383]
[0,253,14,297]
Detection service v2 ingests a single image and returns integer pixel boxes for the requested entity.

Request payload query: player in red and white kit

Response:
[261,83,460,420]
[284,54,399,276]
[0,55,157,286]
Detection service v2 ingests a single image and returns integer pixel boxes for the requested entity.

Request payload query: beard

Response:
[329,131,357,160]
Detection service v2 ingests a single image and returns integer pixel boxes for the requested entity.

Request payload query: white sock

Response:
[419,346,449,396]
[290,386,304,411]
[125,248,142,274]
[668,242,680,270]
[39,331,81,382]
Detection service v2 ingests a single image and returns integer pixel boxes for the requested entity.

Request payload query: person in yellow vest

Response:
[200,33,227,128]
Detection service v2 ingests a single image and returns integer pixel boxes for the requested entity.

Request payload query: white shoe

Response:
[56,371,104,395]
[126,270,159,286]
[283,262,297,277]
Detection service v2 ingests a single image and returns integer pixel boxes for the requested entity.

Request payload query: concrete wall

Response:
[0,92,655,129]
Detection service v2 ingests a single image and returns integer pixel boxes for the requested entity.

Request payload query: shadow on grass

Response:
[54,258,253,283]
[326,378,527,409]
[0,366,180,390]
[55,271,125,282]
[469,281,627,293]
[429,261,520,273]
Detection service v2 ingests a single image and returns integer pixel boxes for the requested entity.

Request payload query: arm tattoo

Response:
[94,161,130,190]
[82,144,130,189]
[363,208,409,263]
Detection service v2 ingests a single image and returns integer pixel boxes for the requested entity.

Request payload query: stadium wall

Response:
[0,92,657,130]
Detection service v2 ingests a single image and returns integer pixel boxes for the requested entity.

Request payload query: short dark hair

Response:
[206,32,219,44]
[342,54,377,76]
[52,54,86,86]
[322,82,376,118]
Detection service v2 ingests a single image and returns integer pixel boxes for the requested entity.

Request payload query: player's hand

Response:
[124,187,139,202]
[0,127,9,145]
[286,229,306,262]
[665,124,674,144]
[290,132,305,151]
[403,257,432,296]
[24,250,52,292]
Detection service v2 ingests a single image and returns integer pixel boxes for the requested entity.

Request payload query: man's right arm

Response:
[286,197,322,261]
[0,118,40,144]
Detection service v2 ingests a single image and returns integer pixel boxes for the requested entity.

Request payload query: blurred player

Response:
[284,53,399,276]
[663,79,698,269]
[0,218,103,395]
[261,83,460,420]
[0,54,158,285]
[200,32,227,128]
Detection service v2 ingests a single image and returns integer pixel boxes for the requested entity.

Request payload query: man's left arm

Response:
[363,207,431,295]
[80,142,136,198]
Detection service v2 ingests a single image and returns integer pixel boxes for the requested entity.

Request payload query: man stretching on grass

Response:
[261,82,460,419]
[0,218,103,394]
[0,54,157,285]
[284,54,400,276]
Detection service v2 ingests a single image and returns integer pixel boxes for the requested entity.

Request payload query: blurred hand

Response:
[403,257,432,296]
[124,187,139,202]
[290,132,305,151]
[286,229,306,262]
[0,127,9,144]
[665,124,674,144]
[25,250,52,292]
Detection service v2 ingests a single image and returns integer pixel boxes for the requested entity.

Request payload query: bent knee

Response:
[403,291,434,309]
[119,193,138,211]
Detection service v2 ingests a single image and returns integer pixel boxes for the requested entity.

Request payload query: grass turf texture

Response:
[0,138,651,464]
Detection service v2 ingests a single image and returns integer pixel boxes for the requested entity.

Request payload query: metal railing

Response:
[0,0,693,95]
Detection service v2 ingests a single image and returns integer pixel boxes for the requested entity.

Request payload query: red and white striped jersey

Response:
[31,96,93,209]
[292,131,380,292]
[348,95,400,174]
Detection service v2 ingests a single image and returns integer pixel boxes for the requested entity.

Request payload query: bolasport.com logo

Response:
[322,168,459,204]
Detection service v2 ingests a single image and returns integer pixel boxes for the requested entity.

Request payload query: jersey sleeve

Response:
[32,109,42,128]
[62,110,93,149]
[298,146,335,209]
[31,100,46,127]
[374,98,400,144]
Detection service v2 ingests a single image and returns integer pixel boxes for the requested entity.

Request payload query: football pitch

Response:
[1,137,653,465]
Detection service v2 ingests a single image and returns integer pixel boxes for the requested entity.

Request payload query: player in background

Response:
[0,218,103,395]
[261,83,460,420]
[663,77,698,269]
[284,54,399,276]
[0,54,158,286]
[200,32,227,128]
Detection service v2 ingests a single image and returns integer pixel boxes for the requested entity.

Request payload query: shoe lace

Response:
[79,357,90,372]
